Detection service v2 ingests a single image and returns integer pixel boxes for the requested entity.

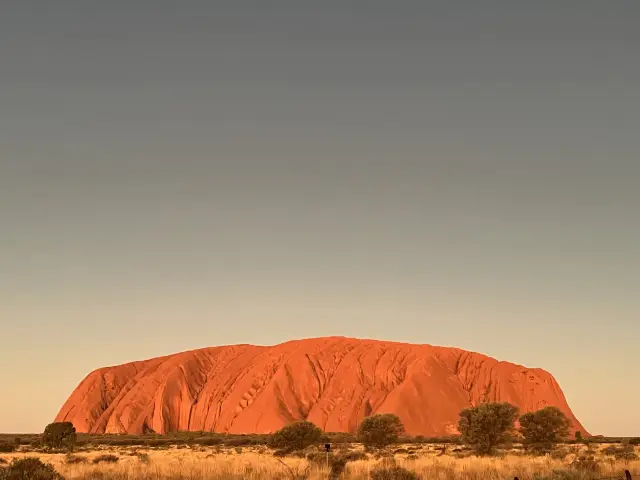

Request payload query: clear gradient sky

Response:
[1,1,639,436]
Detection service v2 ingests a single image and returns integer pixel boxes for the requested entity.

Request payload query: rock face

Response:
[56,337,588,436]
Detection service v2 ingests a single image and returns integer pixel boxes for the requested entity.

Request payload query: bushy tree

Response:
[519,406,571,451]
[42,422,77,451]
[458,402,519,455]
[269,421,323,452]
[357,414,405,448]
[574,431,583,442]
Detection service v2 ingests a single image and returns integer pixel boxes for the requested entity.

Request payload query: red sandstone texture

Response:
[55,337,588,436]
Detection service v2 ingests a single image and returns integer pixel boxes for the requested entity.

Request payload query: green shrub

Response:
[357,414,405,448]
[458,402,519,455]
[269,421,323,452]
[0,457,63,480]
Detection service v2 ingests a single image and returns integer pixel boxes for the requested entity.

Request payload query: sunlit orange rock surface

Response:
[56,337,588,436]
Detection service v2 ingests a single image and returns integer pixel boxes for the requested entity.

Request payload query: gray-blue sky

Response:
[1,1,639,435]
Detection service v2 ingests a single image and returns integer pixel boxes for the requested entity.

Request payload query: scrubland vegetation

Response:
[1,403,639,479]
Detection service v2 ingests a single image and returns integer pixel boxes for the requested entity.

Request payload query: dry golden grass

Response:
[1,444,639,479]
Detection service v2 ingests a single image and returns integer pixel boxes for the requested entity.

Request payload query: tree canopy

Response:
[357,413,405,448]
[42,422,77,451]
[519,406,571,450]
[458,402,519,455]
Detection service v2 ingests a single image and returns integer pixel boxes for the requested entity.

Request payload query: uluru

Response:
[55,337,588,437]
